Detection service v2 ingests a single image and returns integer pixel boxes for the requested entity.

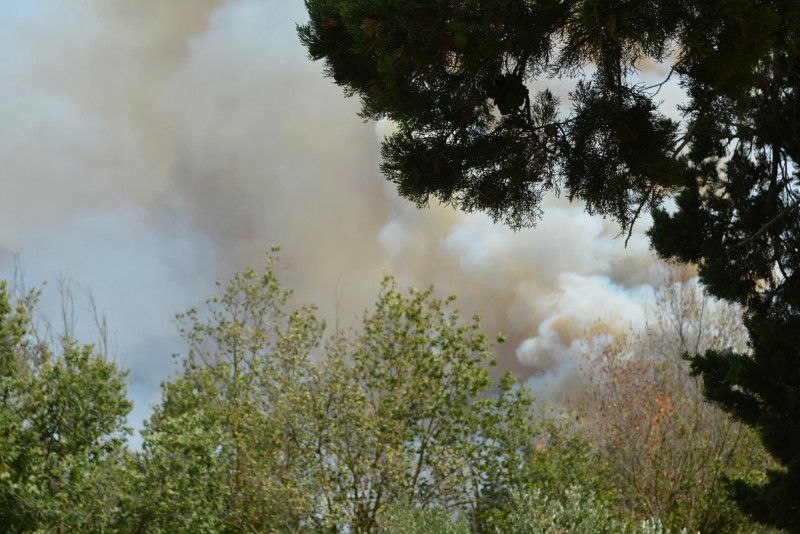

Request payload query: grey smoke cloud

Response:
[1,0,677,431]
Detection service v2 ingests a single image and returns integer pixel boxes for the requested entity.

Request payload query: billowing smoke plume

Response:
[0,0,683,426]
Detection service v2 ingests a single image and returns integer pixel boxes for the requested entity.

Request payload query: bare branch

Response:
[672,120,699,157]
[641,66,675,97]
[737,197,800,248]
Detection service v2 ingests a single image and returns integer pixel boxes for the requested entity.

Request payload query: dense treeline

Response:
[0,256,780,533]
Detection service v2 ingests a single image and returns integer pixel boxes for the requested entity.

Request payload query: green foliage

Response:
[132,377,234,533]
[502,485,630,534]
[299,0,685,230]
[476,411,626,533]
[321,278,535,531]
[376,504,470,534]
[0,281,133,533]
[134,252,320,532]
[137,254,540,533]
[374,488,690,534]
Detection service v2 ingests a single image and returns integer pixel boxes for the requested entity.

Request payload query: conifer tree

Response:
[300,1,800,528]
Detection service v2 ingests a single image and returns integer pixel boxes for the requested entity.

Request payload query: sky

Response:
[0,0,688,435]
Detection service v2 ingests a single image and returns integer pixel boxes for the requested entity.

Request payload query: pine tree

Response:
[300,0,800,528]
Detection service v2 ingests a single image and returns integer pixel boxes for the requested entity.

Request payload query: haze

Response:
[0,0,683,432]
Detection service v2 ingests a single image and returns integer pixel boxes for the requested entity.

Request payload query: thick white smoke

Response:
[376,163,662,397]
[0,0,681,429]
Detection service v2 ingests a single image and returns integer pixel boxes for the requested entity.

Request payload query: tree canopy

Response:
[0,282,133,533]
[135,253,541,533]
[299,0,800,529]
[0,261,782,532]
[298,0,690,231]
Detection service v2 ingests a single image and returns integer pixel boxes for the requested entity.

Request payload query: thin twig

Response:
[642,66,675,97]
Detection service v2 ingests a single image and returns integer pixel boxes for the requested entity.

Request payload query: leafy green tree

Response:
[300,1,800,528]
[297,279,536,532]
[0,281,133,533]
[134,253,320,533]
[138,254,541,533]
